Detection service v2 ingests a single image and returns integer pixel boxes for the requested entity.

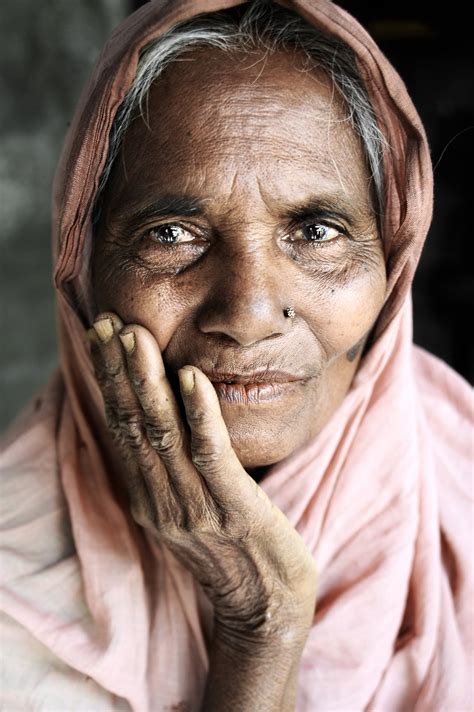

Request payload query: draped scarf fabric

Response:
[1,1,472,710]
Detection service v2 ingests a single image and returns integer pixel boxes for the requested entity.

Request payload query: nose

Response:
[197,246,292,347]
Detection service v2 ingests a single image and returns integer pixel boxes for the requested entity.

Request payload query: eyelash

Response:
[143,224,202,246]
[285,221,347,247]
[141,220,347,248]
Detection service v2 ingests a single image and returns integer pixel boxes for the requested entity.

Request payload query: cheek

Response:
[93,257,197,350]
[303,261,386,356]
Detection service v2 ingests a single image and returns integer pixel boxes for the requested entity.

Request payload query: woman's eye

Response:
[146,224,195,244]
[290,223,342,243]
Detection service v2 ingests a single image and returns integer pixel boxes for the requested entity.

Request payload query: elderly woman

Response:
[1,0,472,710]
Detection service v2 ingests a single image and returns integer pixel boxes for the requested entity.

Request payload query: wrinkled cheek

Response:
[92,263,189,351]
[308,269,386,359]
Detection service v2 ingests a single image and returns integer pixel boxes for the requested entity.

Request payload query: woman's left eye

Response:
[289,223,342,243]
[146,224,195,244]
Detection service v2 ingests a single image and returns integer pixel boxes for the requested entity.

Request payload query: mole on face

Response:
[346,335,368,362]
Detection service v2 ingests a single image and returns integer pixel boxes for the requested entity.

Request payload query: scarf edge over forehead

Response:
[2,2,472,711]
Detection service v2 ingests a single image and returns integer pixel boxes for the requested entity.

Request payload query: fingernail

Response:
[119,331,135,354]
[93,317,114,343]
[179,368,195,395]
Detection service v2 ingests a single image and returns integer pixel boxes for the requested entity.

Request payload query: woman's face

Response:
[92,47,386,470]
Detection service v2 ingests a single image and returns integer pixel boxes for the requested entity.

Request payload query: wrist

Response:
[202,623,307,712]
[212,610,312,659]
[212,585,315,649]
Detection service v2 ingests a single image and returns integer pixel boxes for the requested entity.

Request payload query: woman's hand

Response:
[88,312,317,653]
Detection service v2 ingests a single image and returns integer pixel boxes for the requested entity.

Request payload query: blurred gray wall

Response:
[0,0,127,431]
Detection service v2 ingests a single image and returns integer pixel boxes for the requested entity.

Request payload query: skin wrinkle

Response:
[92,46,387,472]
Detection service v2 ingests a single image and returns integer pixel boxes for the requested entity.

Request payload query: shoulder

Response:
[412,346,472,555]
[413,345,472,443]
[0,378,129,709]
[0,373,73,583]
[413,345,472,401]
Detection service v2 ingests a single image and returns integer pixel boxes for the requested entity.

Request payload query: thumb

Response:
[178,366,269,511]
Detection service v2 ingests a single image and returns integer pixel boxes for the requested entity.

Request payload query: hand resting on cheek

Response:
[88,311,318,655]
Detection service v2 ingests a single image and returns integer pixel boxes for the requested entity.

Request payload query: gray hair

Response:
[93,0,386,224]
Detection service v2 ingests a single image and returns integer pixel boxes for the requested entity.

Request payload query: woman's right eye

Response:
[145,224,196,245]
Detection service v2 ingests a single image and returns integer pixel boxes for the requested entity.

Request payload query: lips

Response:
[211,380,301,404]
[200,369,310,405]
[204,370,304,385]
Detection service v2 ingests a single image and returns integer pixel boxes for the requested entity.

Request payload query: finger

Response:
[90,313,125,414]
[178,366,272,513]
[91,313,154,526]
[119,324,205,508]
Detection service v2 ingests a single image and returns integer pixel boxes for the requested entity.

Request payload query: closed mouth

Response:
[210,378,308,405]
[204,370,306,385]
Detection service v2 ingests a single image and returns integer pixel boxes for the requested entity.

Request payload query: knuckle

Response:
[191,441,226,472]
[159,521,181,544]
[186,406,209,428]
[105,361,126,382]
[130,373,147,393]
[145,423,182,456]
[117,417,144,450]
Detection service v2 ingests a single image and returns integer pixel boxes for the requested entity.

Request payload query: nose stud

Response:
[283,306,296,319]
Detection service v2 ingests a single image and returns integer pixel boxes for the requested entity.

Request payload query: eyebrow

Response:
[115,192,358,228]
[118,194,208,225]
[284,195,356,227]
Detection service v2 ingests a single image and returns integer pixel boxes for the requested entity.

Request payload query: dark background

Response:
[1,0,472,431]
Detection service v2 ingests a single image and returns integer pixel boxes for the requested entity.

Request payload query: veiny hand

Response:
[88,312,317,652]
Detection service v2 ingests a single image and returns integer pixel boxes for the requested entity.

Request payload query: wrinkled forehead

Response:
[127,45,354,147]
[102,45,373,220]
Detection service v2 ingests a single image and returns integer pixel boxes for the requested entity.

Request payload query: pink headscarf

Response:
[1,1,472,710]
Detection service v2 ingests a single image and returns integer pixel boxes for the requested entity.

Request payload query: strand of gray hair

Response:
[93,0,387,224]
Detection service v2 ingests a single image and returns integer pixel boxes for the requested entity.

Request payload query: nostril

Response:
[197,293,291,347]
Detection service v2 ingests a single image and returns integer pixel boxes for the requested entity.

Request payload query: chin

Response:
[215,385,320,470]
[225,420,302,470]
